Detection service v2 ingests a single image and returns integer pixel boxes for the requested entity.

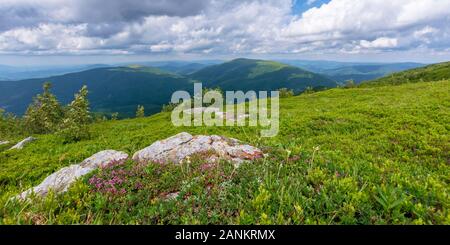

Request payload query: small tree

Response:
[24,82,64,134]
[303,86,315,94]
[111,112,119,120]
[1,109,26,138]
[136,105,145,118]
[161,102,181,112]
[58,85,91,142]
[278,88,294,98]
[344,79,356,88]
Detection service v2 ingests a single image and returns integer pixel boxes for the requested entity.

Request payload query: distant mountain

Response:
[324,63,425,83]
[0,64,111,81]
[280,60,425,83]
[0,66,194,117]
[360,61,450,87]
[0,59,339,117]
[152,63,210,75]
[121,60,223,75]
[189,58,337,93]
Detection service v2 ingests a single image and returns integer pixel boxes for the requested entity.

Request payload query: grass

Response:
[360,62,450,87]
[0,80,449,224]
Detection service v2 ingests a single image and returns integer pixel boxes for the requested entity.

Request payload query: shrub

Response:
[161,102,181,112]
[111,112,119,120]
[278,88,294,98]
[303,86,315,94]
[0,109,24,138]
[24,82,64,134]
[58,85,91,142]
[344,80,356,88]
[136,105,145,118]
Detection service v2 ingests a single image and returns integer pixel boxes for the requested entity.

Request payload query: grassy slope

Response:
[0,80,449,224]
[190,58,337,93]
[360,62,450,87]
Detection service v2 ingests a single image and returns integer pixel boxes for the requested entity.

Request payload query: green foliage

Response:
[161,103,181,112]
[23,82,64,134]
[0,80,449,224]
[344,79,356,88]
[58,86,91,143]
[360,61,450,87]
[190,58,337,94]
[136,105,145,118]
[0,109,25,139]
[302,86,315,94]
[278,88,294,98]
[111,113,119,121]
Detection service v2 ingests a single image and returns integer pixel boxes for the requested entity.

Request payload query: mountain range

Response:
[0,58,338,117]
[1,58,447,118]
[280,60,425,83]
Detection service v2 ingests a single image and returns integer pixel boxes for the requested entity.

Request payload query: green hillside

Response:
[360,61,450,87]
[322,63,424,83]
[190,58,337,93]
[0,66,193,117]
[0,59,337,117]
[1,78,448,224]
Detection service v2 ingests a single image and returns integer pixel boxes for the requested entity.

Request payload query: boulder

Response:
[9,136,36,150]
[132,132,263,167]
[182,107,221,115]
[15,150,129,200]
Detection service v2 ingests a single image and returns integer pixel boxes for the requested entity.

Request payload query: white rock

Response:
[15,150,129,200]
[0,140,9,145]
[9,137,36,150]
[132,132,263,167]
[183,107,221,115]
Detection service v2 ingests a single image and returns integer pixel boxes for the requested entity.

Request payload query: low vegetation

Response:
[360,62,450,87]
[1,76,449,224]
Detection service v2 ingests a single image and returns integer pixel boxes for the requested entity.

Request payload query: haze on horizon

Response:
[0,0,449,66]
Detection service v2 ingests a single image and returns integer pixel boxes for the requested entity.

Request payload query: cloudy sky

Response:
[0,0,449,65]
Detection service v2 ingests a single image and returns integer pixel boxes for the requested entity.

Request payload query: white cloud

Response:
[0,0,449,59]
[360,38,398,49]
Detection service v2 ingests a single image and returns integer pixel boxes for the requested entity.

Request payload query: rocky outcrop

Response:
[9,137,36,150]
[15,150,129,200]
[132,132,263,167]
[182,107,250,120]
[183,107,221,115]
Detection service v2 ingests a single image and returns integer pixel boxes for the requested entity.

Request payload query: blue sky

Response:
[0,0,449,66]
[291,0,331,14]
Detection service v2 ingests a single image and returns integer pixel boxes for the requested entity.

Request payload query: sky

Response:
[0,0,449,66]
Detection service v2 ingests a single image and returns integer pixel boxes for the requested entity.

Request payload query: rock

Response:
[183,107,221,115]
[9,137,36,150]
[214,111,250,120]
[163,191,180,200]
[15,150,129,200]
[132,132,263,167]
[0,140,9,145]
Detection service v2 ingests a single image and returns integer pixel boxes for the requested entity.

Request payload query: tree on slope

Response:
[24,82,64,134]
[136,105,145,118]
[59,85,91,142]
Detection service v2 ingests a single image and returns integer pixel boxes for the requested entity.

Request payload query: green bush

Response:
[344,80,356,88]
[0,109,25,138]
[24,82,64,134]
[161,102,181,112]
[23,82,64,134]
[278,88,294,98]
[58,86,91,143]
[136,105,145,118]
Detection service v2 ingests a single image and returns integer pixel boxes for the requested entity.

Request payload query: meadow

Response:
[0,80,449,224]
